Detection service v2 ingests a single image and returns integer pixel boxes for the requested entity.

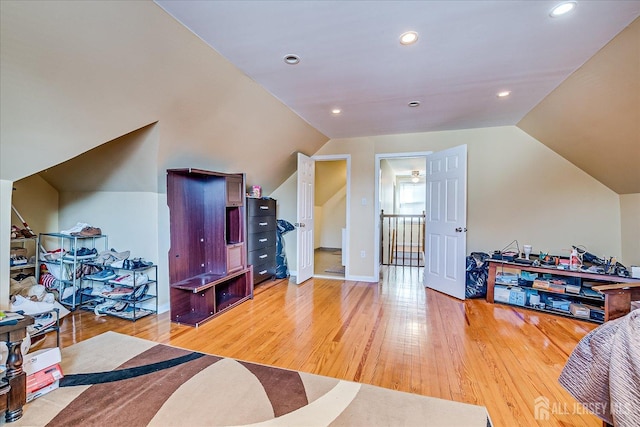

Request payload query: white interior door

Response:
[424,145,467,299]
[296,153,315,284]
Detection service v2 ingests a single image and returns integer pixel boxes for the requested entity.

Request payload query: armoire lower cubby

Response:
[170,266,253,326]
[167,168,253,326]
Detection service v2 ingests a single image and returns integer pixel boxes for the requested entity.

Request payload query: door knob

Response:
[455,227,467,232]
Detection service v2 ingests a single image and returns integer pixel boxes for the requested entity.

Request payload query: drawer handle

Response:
[259,222,268,226]
[259,206,268,210]
[259,254,268,259]
[259,270,268,275]
[259,238,268,243]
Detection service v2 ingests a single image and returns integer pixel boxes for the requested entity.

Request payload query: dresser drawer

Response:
[247,231,275,252]
[248,216,276,233]
[247,198,276,217]
[252,262,276,285]
[248,246,276,266]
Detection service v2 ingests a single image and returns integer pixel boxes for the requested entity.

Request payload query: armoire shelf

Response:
[167,168,253,326]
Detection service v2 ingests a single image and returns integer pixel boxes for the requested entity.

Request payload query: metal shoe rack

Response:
[38,233,108,310]
[81,263,158,321]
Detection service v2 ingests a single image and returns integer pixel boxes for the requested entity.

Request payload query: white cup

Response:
[523,245,532,260]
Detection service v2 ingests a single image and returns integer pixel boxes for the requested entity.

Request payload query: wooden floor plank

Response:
[38,267,601,426]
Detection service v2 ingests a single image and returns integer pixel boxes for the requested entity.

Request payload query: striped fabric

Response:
[559,310,640,426]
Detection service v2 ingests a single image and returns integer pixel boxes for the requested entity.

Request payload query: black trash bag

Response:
[465,251,490,298]
[275,219,295,279]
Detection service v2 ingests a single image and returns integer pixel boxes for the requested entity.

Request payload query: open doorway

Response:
[374,152,431,278]
[313,158,347,279]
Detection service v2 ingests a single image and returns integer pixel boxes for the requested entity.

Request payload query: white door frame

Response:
[312,154,351,279]
[374,151,432,279]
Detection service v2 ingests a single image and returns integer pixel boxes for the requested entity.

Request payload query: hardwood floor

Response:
[41,266,600,426]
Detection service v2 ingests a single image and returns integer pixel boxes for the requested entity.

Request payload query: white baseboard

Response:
[345,275,377,283]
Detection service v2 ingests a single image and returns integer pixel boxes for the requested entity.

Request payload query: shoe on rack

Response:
[108,273,148,287]
[10,255,28,266]
[101,286,133,298]
[94,251,115,266]
[109,249,130,260]
[63,247,98,260]
[94,300,118,316]
[71,226,102,237]
[60,222,91,235]
[42,249,65,262]
[111,301,129,312]
[127,283,149,301]
[110,259,125,269]
[131,258,153,269]
[86,269,117,281]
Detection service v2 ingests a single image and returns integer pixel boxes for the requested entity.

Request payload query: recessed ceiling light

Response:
[283,54,300,65]
[399,31,418,45]
[550,2,577,17]
[497,91,511,98]
[331,108,341,115]
[408,101,421,107]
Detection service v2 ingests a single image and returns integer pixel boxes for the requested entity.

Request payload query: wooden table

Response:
[0,316,34,422]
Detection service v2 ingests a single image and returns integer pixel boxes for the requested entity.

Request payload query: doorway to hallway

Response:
[375,153,430,278]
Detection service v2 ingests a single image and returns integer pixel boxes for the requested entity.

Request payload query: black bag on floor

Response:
[465,252,490,298]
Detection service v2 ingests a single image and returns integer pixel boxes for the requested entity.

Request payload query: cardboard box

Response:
[494,285,511,303]
[569,303,590,318]
[26,380,59,403]
[27,364,63,394]
[508,287,526,306]
[24,347,61,376]
[546,296,570,311]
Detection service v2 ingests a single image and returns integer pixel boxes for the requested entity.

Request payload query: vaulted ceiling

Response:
[155,1,640,194]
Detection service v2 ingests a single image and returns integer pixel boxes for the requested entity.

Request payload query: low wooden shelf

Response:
[591,282,640,321]
[170,267,253,327]
[486,259,638,323]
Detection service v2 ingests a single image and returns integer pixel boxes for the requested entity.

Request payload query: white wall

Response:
[314,206,324,250]
[11,175,59,255]
[273,126,623,280]
[318,187,346,248]
[620,193,640,267]
[379,160,395,215]
[57,191,165,310]
[1,1,327,307]
[0,180,13,309]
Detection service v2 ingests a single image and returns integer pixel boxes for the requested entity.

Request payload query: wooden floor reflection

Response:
[47,266,600,426]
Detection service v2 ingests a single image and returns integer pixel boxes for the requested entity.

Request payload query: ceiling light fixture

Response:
[400,31,418,45]
[331,108,341,115]
[550,2,577,17]
[411,170,420,183]
[497,90,511,98]
[283,54,300,65]
[408,101,421,107]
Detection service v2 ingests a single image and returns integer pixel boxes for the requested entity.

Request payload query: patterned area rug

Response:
[15,332,491,426]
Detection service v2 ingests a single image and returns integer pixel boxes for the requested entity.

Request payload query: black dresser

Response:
[246,198,277,285]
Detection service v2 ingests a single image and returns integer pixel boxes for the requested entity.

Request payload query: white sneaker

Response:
[60,222,91,235]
